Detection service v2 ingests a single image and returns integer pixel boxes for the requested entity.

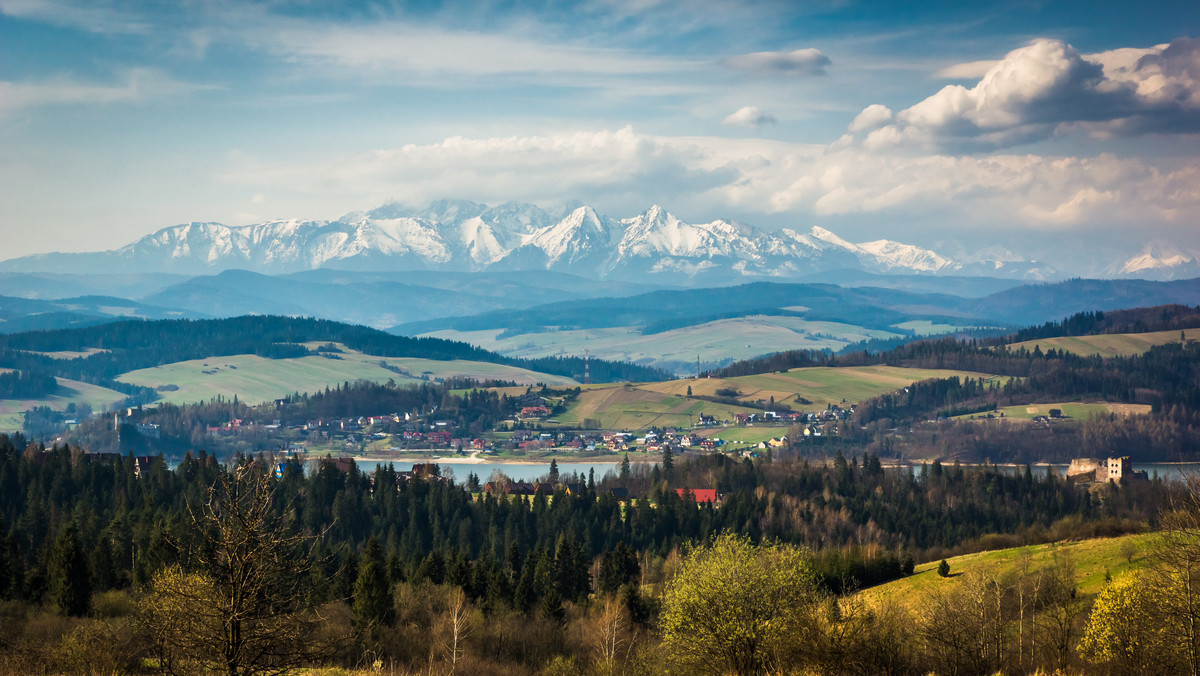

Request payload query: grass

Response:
[954,401,1152,421]
[1006,328,1200,358]
[424,316,902,371]
[551,385,760,430]
[696,426,787,444]
[0,377,128,433]
[20,347,110,360]
[644,365,1002,411]
[543,365,1000,432]
[859,533,1156,611]
[117,344,576,406]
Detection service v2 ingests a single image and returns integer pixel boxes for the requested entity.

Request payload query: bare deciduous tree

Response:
[141,464,344,675]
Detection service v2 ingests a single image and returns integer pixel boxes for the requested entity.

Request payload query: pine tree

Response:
[89,536,118,592]
[48,523,90,616]
[353,537,393,629]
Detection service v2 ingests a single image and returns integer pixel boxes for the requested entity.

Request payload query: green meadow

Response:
[1006,327,1200,358]
[859,533,1155,611]
[118,344,575,406]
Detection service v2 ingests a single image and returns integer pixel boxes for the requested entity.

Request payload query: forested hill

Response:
[0,315,669,391]
[997,304,1200,343]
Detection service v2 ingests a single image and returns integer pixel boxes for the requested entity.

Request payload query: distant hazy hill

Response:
[394,277,1200,339]
[0,294,204,333]
[0,315,669,387]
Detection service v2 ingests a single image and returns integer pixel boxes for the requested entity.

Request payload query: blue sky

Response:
[2,0,1199,269]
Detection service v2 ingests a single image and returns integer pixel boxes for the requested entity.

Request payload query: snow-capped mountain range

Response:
[0,199,1085,281]
[1105,241,1200,281]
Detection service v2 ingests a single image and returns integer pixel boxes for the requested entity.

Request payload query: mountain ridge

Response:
[0,200,1063,282]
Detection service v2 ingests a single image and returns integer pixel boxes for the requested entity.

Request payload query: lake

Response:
[351,459,621,483]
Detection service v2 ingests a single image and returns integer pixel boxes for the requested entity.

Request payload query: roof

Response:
[675,488,718,504]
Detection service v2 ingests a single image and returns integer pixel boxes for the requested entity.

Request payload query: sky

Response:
[2,0,1199,271]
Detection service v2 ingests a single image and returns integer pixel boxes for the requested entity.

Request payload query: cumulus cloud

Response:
[723,106,777,128]
[725,48,831,76]
[844,37,1200,151]
[218,126,1200,241]
[936,60,1001,79]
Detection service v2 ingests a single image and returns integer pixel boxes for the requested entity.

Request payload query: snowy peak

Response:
[0,200,1061,281]
[858,239,958,273]
[1107,241,1200,280]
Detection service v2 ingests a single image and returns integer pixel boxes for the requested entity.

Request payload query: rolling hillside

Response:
[860,533,1154,611]
[546,365,1000,431]
[1006,327,1200,357]
[119,344,577,406]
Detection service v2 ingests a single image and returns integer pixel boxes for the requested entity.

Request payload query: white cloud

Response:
[722,106,777,128]
[845,37,1200,152]
[725,48,832,76]
[0,69,214,113]
[217,126,1200,240]
[0,0,150,34]
[935,60,1001,79]
[848,104,893,132]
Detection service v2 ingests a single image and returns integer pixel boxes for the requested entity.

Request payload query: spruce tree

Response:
[549,459,559,484]
[353,537,393,629]
[937,559,950,577]
[48,523,90,616]
[620,453,631,482]
[662,447,674,474]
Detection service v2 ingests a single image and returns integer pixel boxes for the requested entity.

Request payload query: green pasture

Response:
[955,401,1152,421]
[548,365,997,432]
[646,365,1001,411]
[0,377,128,433]
[424,315,902,371]
[118,346,575,406]
[697,426,788,444]
[860,533,1155,611]
[21,347,110,360]
[552,385,759,431]
[1006,328,1200,358]
[893,320,973,335]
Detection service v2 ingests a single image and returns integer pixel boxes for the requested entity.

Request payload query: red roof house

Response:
[675,488,719,504]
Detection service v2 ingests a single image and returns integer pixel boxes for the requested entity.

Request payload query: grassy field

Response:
[860,533,1155,611]
[424,316,902,371]
[1006,328,1200,358]
[955,401,1152,420]
[551,385,760,430]
[695,426,787,445]
[644,365,1002,411]
[0,377,128,433]
[546,365,1000,431]
[21,347,110,360]
[118,344,576,406]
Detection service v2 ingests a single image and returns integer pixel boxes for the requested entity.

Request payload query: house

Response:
[518,406,550,419]
[768,436,788,448]
[411,463,441,478]
[609,487,630,501]
[133,456,157,479]
[675,488,719,504]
